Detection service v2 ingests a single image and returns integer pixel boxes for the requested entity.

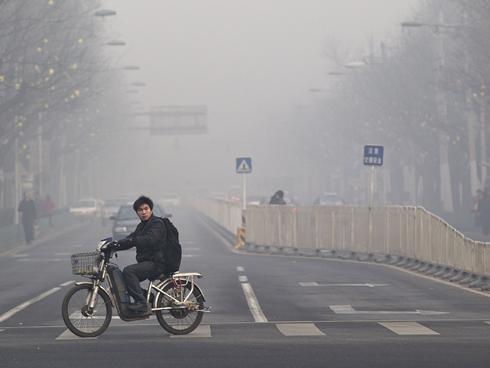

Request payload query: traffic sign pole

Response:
[242,174,247,210]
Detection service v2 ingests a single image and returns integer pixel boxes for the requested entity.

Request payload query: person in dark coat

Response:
[18,191,37,244]
[269,190,286,205]
[110,195,167,314]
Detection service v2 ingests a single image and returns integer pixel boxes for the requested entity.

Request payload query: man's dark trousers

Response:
[123,261,162,303]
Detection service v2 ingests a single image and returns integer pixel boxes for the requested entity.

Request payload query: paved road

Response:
[2,207,490,367]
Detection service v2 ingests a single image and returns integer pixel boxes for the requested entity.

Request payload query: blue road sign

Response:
[363,145,384,166]
[236,157,252,174]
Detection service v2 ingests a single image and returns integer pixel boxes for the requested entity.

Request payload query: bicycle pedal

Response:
[198,306,212,313]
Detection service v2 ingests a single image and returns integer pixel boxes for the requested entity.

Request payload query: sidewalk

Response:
[0,213,85,257]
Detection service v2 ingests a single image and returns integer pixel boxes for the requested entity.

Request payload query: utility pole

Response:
[435,8,454,212]
[463,9,481,196]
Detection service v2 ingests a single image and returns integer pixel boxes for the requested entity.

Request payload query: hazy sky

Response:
[100,0,420,197]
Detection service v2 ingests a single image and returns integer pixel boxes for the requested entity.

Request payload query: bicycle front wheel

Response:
[61,284,112,338]
[155,280,204,335]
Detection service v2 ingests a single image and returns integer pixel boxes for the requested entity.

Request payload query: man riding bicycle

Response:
[109,195,167,314]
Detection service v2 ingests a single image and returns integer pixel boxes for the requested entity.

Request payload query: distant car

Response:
[313,193,344,206]
[69,198,104,219]
[158,193,181,207]
[111,204,169,240]
[247,195,268,205]
[103,198,131,220]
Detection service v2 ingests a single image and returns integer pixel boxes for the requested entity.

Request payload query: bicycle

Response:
[61,238,209,337]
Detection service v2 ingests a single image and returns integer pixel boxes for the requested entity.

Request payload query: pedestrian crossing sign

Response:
[236,157,252,174]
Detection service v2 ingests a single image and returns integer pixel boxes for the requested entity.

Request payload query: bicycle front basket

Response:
[71,252,101,276]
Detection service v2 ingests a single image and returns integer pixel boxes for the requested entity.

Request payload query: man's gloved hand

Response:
[115,237,133,250]
[107,240,120,251]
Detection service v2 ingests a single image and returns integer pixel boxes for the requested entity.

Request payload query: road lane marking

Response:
[276,323,324,336]
[16,258,68,262]
[236,266,245,272]
[379,322,439,336]
[239,275,248,283]
[56,329,97,340]
[0,287,61,323]
[11,254,29,258]
[182,254,199,258]
[329,305,448,315]
[299,282,388,288]
[241,282,267,323]
[60,280,75,287]
[170,325,211,338]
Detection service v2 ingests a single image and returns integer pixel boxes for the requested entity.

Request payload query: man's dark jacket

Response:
[118,215,167,268]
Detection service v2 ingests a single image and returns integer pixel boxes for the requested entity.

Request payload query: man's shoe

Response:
[128,302,149,314]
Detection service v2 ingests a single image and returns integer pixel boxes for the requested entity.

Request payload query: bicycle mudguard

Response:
[74,282,113,306]
[155,278,206,303]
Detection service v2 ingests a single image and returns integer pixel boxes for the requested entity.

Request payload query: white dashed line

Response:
[379,322,439,336]
[241,282,267,323]
[239,275,248,283]
[0,287,61,323]
[60,280,75,287]
[276,323,325,336]
[236,266,245,272]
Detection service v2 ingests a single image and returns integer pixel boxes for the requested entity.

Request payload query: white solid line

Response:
[0,287,61,323]
[236,266,245,272]
[300,282,388,288]
[170,325,211,338]
[241,282,267,323]
[379,322,439,336]
[0,329,5,332]
[329,305,448,315]
[276,323,325,336]
[239,275,248,283]
[60,280,75,287]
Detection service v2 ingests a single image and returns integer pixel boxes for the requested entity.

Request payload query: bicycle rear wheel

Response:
[61,284,112,337]
[155,280,204,335]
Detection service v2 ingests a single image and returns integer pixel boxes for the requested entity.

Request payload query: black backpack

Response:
[161,217,182,273]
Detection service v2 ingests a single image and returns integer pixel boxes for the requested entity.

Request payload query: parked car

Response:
[313,192,344,206]
[111,204,169,240]
[158,193,181,207]
[69,198,104,219]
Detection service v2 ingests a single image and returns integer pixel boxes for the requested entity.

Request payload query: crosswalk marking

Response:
[239,275,248,282]
[56,329,97,340]
[276,323,325,336]
[170,325,211,338]
[236,266,245,272]
[379,322,439,336]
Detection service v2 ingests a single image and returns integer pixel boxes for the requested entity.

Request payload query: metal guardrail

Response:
[195,199,490,277]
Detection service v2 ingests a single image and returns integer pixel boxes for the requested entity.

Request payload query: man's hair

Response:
[133,195,154,212]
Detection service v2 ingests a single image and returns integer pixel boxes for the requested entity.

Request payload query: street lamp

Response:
[344,61,367,69]
[94,9,117,17]
[121,65,140,71]
[106,40,126,46]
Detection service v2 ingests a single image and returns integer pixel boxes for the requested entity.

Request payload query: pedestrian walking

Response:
[18,191,37,244]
